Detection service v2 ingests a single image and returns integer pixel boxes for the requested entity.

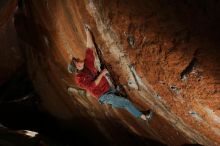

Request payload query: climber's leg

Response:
[99,93,142,118]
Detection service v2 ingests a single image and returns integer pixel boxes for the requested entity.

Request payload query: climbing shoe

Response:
[145,110,153,122]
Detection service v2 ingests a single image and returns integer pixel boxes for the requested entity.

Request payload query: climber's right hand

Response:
[101,68,108,76]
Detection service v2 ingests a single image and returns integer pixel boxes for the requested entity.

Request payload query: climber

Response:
[68,25,153,122]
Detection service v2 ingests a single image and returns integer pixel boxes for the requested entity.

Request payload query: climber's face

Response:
[75,60,84,71]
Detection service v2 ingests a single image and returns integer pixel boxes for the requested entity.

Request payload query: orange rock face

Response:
[4,0,220,145]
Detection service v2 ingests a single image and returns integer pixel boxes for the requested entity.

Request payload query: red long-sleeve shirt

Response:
[75,48,110,99]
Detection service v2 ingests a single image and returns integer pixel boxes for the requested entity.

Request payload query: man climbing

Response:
[68,25,153,121]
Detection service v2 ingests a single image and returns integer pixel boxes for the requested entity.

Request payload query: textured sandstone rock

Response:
[3,0,220,145]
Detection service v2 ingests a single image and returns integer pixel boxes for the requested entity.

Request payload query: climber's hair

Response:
[71,57,84,63]
[68,57,76,74]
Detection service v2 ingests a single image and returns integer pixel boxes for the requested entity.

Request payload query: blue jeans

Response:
[98,89,142,118]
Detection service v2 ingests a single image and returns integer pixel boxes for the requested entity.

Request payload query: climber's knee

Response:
[124,98,131,106]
